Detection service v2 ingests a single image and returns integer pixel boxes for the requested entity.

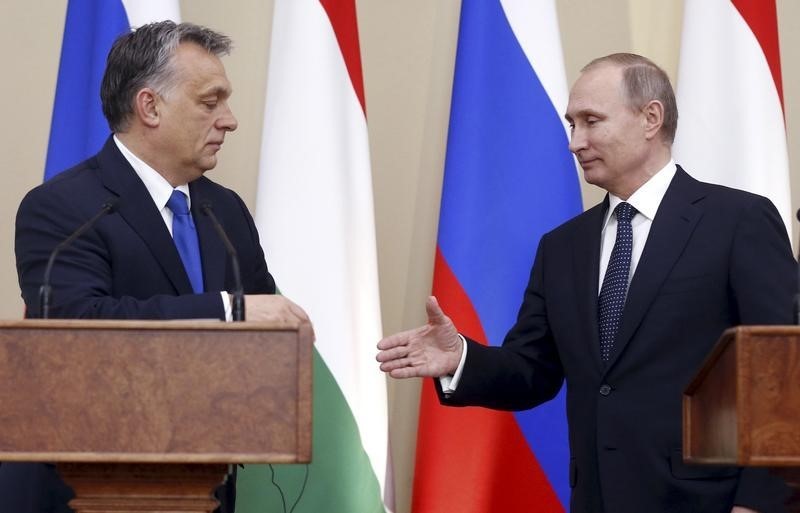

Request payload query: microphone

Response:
[795,209,800,325]
[200,202,245,321]
[39,199,118,319]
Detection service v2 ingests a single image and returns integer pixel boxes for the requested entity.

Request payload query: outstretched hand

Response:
[376,296,463,379]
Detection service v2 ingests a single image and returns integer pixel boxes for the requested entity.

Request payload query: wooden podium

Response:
[684,326,800,509]
[0,319,313,513]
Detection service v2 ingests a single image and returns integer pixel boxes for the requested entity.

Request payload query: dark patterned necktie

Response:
[598,202,636,361]
[166,189,204,293]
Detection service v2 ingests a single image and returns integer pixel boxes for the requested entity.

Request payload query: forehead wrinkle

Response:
[198,83,232,99]
[566,104,605,122]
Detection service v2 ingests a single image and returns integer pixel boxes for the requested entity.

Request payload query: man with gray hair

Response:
[9,21,308,513]
[377,53,793,512]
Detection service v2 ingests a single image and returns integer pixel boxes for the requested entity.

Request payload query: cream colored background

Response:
[1,2,798,512]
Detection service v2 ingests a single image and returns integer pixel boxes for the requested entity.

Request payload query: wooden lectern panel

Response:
[683,326,800,466]
[0,319,312,464]
[58,462,229,513]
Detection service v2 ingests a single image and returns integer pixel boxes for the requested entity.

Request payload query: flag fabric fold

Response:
[244,0,392,511]
[673,0,791,236]
[44,0,180,180]
[413,1,582,511]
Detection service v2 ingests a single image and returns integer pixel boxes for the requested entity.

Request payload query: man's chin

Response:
[198,156,218,173]
[582,167,604,187]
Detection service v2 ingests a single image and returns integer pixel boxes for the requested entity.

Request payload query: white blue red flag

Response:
[44,0,180,180]
[413,1,582,511]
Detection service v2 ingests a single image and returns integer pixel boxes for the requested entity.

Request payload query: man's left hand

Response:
[732,507,759,513]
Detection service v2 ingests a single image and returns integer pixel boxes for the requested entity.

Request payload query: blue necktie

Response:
[166,190,204,293]
[598,202,636,361]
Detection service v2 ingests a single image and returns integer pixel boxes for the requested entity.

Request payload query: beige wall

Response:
[1,2,799,512]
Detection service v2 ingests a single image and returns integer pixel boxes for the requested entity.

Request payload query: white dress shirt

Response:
[114,135,190,233]
[598,160,676,292]
[113,135,232,320]
[442,160,678,393]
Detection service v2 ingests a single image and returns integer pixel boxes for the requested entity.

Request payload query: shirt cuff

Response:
[439,334,468,394]
[220,291,232,322]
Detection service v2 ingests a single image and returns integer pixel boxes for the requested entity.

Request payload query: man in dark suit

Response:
[377,53,794,512]
[9,21,308,513]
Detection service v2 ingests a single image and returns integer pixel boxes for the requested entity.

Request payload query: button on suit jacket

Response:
[442,167,794,513]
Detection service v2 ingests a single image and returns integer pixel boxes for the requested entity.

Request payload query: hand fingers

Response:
[271,295,309,322]
[244,294,311,325]
[286,301,310,323]
[378,355,410,372]
[425,295,447,324]
[376,329,413,350]
[376,344,410,363]
[379,355,424,378]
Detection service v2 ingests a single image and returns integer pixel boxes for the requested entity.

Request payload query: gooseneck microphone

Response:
[795,209,800,325]
[39,199,118,319]
[200,202,245,321]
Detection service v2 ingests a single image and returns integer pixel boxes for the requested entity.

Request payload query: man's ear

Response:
[642,99,664,141]
[134,88,161,128]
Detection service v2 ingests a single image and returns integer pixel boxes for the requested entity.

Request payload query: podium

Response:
[0,319,313,513]
[684,326,800,510]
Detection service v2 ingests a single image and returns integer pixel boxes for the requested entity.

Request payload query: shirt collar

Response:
[604,159,676,228]
[113,135,191,210]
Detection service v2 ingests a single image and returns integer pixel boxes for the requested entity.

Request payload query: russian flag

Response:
[44,0,180,180]
[413,1,581,511]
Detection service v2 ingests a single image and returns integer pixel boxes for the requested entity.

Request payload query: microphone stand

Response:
[795,209,800,325]
[39,200,117,319]
[201,202,245,321]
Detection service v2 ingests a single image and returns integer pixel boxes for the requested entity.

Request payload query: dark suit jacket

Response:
[16,137,275,319]
[443,167,794,513]
[11,137,276,513]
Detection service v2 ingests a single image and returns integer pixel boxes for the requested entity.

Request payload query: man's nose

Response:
[218,102,238,132]
[568,128,586,154]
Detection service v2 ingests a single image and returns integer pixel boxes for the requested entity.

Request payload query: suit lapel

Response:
[572,199,608,368]
[604,167,706,371]
[95,138,194,294]
[189,179,227,293]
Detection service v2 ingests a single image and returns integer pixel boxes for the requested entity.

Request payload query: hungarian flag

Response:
[413,1,582,511]
[244,0,392,511]
[45,0,180,180]
[673,0,791,236]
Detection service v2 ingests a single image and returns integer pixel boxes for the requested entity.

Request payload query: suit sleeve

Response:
[729,195,795,325]
[729,196,795,513]
[442,235,565,410]
[15,186,226,320]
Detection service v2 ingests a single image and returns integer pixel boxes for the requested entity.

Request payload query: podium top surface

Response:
[0,318,307,331]
[0,319,313,464]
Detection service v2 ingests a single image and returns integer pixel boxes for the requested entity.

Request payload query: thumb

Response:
[425,296,447,325]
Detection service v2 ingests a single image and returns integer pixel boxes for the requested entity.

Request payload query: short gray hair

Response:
[583,53,678,144]
[101,21,232,132]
